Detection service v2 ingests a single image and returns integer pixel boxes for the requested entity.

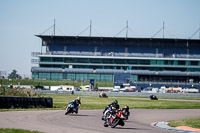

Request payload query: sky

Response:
[0,0,200,78]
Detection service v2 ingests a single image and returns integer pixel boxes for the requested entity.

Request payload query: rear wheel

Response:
[120,121,125,126]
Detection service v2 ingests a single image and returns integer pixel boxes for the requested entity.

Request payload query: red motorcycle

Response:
[104,106,130,128]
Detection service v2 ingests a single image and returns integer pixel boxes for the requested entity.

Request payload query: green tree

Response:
[8,70,22,79]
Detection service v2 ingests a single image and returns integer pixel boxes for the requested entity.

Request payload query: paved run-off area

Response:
[0,109,200,133]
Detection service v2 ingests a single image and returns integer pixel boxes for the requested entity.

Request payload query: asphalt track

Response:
[0,109,200,133]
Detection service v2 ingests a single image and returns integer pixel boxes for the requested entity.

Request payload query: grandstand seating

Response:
[45,39,200,59]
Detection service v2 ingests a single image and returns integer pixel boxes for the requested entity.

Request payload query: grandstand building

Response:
[31,35,200,88]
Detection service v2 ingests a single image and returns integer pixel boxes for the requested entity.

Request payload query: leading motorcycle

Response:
[65,101,80,115]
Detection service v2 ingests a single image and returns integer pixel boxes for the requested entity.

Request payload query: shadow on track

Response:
[65,114,91,117]
[115,127,148,131]
[115,127,138,130]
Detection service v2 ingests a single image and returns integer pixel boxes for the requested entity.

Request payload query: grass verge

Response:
[168,118,200,129]
[0,128,43,133]
[47,94,200,110]
[0,94,200,111]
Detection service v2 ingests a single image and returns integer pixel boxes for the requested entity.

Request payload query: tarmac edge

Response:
[152,121,200,133]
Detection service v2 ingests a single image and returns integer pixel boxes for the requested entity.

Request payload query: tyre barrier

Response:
[0,96,53,109]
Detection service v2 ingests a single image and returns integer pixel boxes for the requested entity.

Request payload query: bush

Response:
[0,87,44,97]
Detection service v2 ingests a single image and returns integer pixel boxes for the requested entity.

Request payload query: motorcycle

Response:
[104,106,130,128]
[149,94,158,100]
[102,106,115,121]
[65,101,79,115]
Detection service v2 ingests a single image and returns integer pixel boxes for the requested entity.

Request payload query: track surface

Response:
[0,109,200,133]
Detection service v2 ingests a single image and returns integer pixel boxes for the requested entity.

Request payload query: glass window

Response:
[130,75,138,82]
[90,59,101,63]
[178,61,185,65]
[50,73,63,80]
[156,60,164,65]
[75,74,88,80]
[150,60,156,65]
[39,73,51,80]
[139,60,150,65]
[191,61,198,66]
[32,72,39,79]
[64,58,73,63]
[102,59,113,64]
[40,57,51,62]
[187,68,200,72]
[164,60,169,65]
[114,59,125,64]
[127,59,138,64]
[67,73,75,80]
[77,58,89,63]
[101,74,112,81]
[52,57,63,62]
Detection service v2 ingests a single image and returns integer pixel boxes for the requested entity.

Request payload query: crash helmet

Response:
[122,106,128,115]
[114,100,118,104]
[122,106,129,113]
[76,97,81,100]
[124,105,129,110]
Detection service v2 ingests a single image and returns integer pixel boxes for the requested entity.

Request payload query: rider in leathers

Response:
[103,100,119,115]
[70,97,81,114]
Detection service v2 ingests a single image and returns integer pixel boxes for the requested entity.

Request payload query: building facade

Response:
[31,35,200,86]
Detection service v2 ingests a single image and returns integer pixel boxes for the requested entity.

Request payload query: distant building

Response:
[31,35,200,88]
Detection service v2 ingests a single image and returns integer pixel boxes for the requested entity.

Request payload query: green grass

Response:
[46,94,200,110]
[0,128,42,133]
[157,97,200,100]
[168,118,200,129]
[109,96,200,100]
[0,94,200,111]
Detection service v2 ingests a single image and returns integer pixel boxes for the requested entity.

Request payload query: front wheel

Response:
[111,118,120,128]
[104,122,109,127]
[65,107,71,115]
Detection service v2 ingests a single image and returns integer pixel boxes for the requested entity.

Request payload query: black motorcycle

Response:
[149,95,158,100]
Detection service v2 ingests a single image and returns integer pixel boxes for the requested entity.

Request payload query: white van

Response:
[61,85,74,91]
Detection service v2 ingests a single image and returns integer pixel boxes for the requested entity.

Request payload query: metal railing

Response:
[31,59,39,64]
[31,52,41,57]
[31,51,200,59]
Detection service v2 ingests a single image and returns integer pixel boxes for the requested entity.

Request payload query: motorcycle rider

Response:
[122,105,130,120]
[69,97,81,114]
[104,105,130,127]
[103,100,119,115]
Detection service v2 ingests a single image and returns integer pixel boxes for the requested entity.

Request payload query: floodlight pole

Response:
[126,21,128,38]
[90,20,92,37]
[199,24,200,39]
[163,21,165,38]
[54,19,56,36]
